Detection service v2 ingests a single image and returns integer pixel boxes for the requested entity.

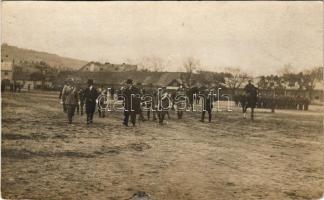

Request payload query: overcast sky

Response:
[2,1,323,75]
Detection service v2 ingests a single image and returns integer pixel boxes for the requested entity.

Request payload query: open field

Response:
[1,91,323,200]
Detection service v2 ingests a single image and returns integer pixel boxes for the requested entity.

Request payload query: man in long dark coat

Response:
[84,79,98,124]
[243,80,258,119]
[123,79,140,126]
[200,89,213,123]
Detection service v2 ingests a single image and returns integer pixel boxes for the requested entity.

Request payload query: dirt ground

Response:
[1,91,323,200]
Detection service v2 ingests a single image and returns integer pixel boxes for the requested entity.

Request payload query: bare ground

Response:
[1,91,323,200]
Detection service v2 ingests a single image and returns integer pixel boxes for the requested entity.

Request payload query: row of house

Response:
[78,61,137,72]
[1,60,54,90]
[56,70,324,102]
[2,59,323,102]
[1,60,139,91]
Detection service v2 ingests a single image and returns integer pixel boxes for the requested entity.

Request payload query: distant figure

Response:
[110,87,115,100]
[243,80,258,120]
[122,79,140,126]
[78,88,85,115]
[62,81,79,125]
[13,81,17,92]
[187,86,199,110]
[196,91,201,104]
[98,86,107,118]
[176,85,186,119]
[1,80,6,92]
[200,89,213,123]
[137,86,146,122]
[304,97,310,111]
[84,79,99,125]
[17,83,21,92]
[158,87,170,125]
[144,88,157,121]
[59,81,69,113]
[10,83,13,92]
[244,80,257,96]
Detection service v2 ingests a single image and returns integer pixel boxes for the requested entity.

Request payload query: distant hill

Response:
[1,44,88,70]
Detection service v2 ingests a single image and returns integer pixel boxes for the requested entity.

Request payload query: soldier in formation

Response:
[199,89,213,123]
[256,95,310,111]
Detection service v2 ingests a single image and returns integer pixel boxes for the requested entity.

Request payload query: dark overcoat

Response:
[123,86,140,113]
[84,87,98,114]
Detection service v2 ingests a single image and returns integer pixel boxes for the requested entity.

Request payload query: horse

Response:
[238,89,258,120]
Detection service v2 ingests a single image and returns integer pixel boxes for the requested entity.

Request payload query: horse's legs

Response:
[243,105,247,119]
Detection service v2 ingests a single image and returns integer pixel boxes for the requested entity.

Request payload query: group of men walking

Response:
[59,78,311,126]
[59,78,216,126]
[60,79,98,125]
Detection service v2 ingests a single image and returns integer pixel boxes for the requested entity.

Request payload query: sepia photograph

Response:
[1,1,323,199]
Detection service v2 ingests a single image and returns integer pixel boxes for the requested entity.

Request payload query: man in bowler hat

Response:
[84,79,98,124]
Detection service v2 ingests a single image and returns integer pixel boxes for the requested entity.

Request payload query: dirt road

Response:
[1,91,323,199]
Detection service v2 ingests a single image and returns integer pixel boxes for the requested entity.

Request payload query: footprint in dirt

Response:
[129,191,151,200]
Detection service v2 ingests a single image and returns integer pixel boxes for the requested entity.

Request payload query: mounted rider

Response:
[243,80,258,119]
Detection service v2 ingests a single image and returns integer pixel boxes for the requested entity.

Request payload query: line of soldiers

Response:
[59,78,215,126]
[257,95,310,111]
[1,81,23,93]
[233,94,310,111]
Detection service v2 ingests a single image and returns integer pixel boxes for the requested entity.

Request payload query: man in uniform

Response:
[176,84,186,119]
[59,80,69,113]
[62,80,79,125]
[142,88,157,121]
[136,84,145,122]
[78,88,85,115]
[158,86,171,125]
[84,79,98,125]
[97,85,107,118]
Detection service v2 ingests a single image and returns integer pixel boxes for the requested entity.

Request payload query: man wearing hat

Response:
[122,79,140,126]
[200,89,213,123]
[176,84,186,119]
[62,80,79,125]
[158,87,169,124]
[243,79,258,119]
[244,80,257,96]
[59,80,69,113]
[84,79,99,124]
